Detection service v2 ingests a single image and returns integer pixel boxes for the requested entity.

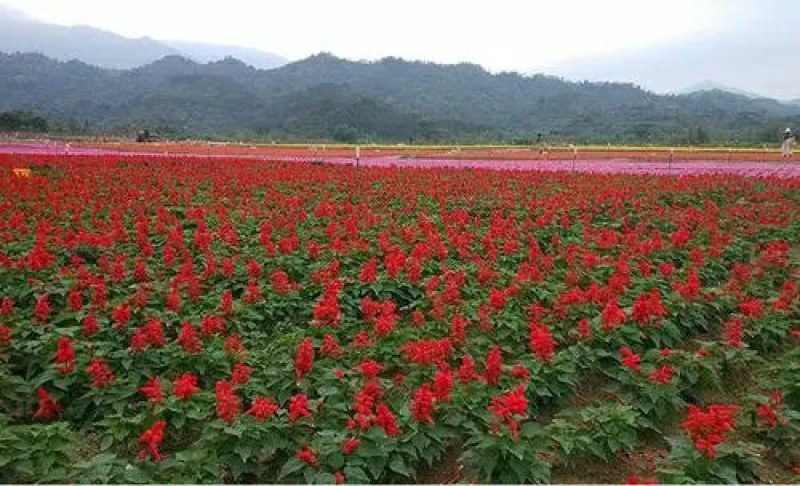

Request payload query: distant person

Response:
[536,133,545,154]
[782,128,795,159]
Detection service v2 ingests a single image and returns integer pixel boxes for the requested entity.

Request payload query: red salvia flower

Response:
[457,354,480,384]
[680,404,739,459]
[294,338,315,381]
[215,380,240,424]
[219,289,234,314]
[511,364,530,380]
[86,357,115,387]
[484,346,503,386]
[67,288,83,311]
[529,321,556,362]
[270,269,296,294]
[374,403,400,435]
[224,334,245,358]
[576,318,592,340]
[34,294,51,322]
[33,387,62,420]
[601,299,626,331]
[247,397,279,422]
[54,336,76,374]
[138,420,166,462]
[296,445,318,467]
[0,324,11,347]
[400,338,453,367]
[411,384,436,424]
[488,385,528,440]
[356,358,385,380]
[243,279,262,303]
[140,377,163,405]
[412,309,426,327]
[740,298,764,318]
[450,314,467,345]
[231,363,253,385]
[343,437,360,454]
[111,302,131,330]
[433,369,454,402]
[626,475,658,485]
[320,334,344,358]
[173,373,199,400]
[200,315,226,336]
[620,347,641,372]
[648,365,674,384]
[145,318,166,348]
[176,321,202,354]
[359,257,378,283]
[0,297,15,316]
[81,313,100,336]
[288,393,312,422]
[723,318,743,348]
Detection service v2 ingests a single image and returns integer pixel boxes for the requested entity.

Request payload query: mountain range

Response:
[0,9,288,70]
[2,50,799,143]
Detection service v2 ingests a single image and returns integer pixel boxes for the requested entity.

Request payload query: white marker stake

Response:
[571,144,577,172]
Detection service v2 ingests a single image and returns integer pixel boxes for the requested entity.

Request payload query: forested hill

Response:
[1,52,798,143]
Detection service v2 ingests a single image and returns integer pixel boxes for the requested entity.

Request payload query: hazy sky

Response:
[0,0,749,71]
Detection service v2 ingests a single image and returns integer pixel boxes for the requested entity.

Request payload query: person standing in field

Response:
[782,128,795,159]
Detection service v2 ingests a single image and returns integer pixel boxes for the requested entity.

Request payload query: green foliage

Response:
[0,110,48,132]
[2,52,800,142]
[657,436,765,484]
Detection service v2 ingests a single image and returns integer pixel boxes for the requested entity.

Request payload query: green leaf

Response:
[313,472,336,484]
[123,466,151,484]
[366,455,386,480]
[99,434,114,451]
[327,451,345,470]
[317,385,340,397]
[277,457,305,480]
[389,457,414,478]
[343,466,370,483]
[234,443,253,462]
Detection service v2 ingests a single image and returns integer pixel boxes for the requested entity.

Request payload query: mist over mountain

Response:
[0,11,287,70]
[547,8,799,101]
[2,51,799,143]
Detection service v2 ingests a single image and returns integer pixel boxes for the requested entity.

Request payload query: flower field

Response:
[1,153,799,484]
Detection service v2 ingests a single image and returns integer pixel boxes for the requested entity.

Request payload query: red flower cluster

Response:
[411,383,436,424]
[288,393,312,422]
[247,396,279,422]
[484,346,503,386]
[294,339,315,381]
[620,347,641,372]
[400,338,453,367]
[86,357,115,387]
[680,404,739,459]
[54,336,76,374]
[140,377,163,405]
[33,387,61,420]
[215,380,240,424]
[723,318,744,348]
[173,373,199,400]
[487,385,528,440]
[756,391,785,428]
[138,420,167,462]
[648,365,674,384]
[528,321,556,362]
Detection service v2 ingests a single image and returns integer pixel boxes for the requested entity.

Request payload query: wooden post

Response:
[669,148,674,173]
